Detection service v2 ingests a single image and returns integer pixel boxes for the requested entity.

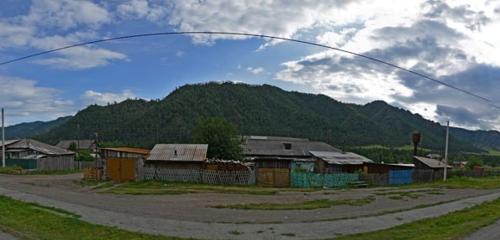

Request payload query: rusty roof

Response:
[147,144,208,162]
[101,147,150,155]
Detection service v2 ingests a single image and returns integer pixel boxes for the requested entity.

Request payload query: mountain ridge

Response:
[6,82,500,152]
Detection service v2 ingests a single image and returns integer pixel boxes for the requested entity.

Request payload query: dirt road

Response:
[0,173,498,239]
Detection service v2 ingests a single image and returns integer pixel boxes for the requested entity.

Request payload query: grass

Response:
[103,181,319,195]
[0,195,185,240]
[0,166,81,175]
[212,196,375,210]
[403,176,500,189]
[336,198,500,240]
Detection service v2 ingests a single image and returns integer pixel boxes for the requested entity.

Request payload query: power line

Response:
[1,31,498,109]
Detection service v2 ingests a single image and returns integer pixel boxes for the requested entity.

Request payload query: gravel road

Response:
[0,173,499,239]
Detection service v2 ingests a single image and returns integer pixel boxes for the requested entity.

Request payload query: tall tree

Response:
[192,117,243,160]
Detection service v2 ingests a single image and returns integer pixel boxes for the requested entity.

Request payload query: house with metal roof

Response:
[1,139,75,170]
[241,136,341,187]
[311,151,374,173]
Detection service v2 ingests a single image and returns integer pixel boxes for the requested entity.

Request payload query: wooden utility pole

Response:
[2,108,5,168]
[444,120,450,181]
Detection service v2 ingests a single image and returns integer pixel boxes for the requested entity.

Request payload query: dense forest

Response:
[15,82,494,154]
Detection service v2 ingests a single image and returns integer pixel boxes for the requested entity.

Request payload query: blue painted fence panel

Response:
[389,169,413,185]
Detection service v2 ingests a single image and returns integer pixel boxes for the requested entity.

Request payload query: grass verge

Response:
[0,195,184,240]
[0,166,82,175]
[336,197,500,240]
[403,176,500,189]
[103,181,318,195]
[212,196,375,210]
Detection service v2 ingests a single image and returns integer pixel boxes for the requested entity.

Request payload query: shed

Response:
[413,156,452,182]
[145,144,208,182]
[1,139,75,170]
[101,147,150,182]
[311,151,374,173]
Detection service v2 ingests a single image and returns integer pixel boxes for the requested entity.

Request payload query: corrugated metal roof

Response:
[242,136,340,157]
[147,144,208,162]
[310,151,374,165]
[101,147,150,155]
[0,139,20,147]
[4,139,74,156]
[414,156,451,169]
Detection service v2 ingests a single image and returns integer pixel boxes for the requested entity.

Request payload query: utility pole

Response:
[444,120,450,181]
[2,108,5,168]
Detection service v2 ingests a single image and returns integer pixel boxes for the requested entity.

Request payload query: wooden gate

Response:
[106,158,136,182]
[257,168,290,187]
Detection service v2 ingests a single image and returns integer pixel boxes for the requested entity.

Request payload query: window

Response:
[283,143,292,150]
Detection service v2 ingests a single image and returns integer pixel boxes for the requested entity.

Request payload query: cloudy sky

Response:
[1,0,500,130]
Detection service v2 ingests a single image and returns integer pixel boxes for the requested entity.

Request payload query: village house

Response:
[1,139,75,170]
[101,147,150,182]
[241,136,340,187]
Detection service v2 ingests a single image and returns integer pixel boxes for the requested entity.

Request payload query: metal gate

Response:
[106,158,136,182]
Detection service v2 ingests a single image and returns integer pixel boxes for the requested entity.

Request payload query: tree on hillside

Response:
[466,155,484,170]
[192,117,243,160]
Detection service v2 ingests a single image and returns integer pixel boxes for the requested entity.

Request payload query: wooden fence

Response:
[37,156,74,170]
[141,166,255,185]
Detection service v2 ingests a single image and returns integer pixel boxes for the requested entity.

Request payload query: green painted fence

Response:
[6,159,37,169]
[291,171,359,188]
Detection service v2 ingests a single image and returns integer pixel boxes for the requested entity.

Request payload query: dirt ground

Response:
[0,173,496,224]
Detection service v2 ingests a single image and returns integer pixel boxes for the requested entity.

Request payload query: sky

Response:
[1,0,500,131]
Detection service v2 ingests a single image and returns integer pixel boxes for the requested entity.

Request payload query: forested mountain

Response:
[30,82,499,153]
[5,116,71,139]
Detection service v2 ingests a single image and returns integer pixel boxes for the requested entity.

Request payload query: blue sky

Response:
[1,0,500,131]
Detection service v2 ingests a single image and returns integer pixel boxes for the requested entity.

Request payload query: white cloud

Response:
[22,0,111,30]
[167,0,358,44]
[0,75,74,125]
[247,67,265,75]
[117,0,169,22]
[0,0,124,69]
[81,90,136,106]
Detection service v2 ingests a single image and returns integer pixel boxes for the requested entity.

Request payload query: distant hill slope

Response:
[5,116,71,139]
[31,82,498,152]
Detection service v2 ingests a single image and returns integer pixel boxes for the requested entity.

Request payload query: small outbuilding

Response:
[101,147,150,182]
[145,144,208,182]
[413,156,452,182]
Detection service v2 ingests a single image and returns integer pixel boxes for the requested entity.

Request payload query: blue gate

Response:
[388,169,413,185]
